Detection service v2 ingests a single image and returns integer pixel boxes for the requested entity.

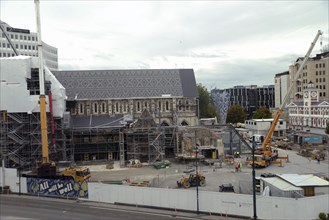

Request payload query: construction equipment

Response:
[219,183,235,193]
[23,165,91,182]
[177,173,206,189]
[249,30,323,168]
[29,0,90,182]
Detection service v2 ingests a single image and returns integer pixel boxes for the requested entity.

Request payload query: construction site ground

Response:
[89,147,329,194]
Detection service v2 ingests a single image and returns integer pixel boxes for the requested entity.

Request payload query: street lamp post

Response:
[194,130,200,215]
[195,144,199,215]
[252,141,257,220]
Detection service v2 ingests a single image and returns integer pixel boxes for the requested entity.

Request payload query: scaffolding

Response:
[0,111,70,169]
[71,127,120,162]
[125,126,177,163]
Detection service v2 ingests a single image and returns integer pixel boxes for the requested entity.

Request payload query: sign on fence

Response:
[26,178,88,198]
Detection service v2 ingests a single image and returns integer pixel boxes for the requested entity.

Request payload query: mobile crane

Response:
[250,30,323,168]
[23,0,91,182]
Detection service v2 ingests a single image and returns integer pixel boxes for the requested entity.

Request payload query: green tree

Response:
[197,84,219,119]
[226,104,246,124]
[325,122,329,135]
[253,106,272,119]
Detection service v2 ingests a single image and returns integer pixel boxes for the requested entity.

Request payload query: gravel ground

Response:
[89,147,329,194]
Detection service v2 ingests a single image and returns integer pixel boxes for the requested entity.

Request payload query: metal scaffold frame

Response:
[125,126,177,163]
[0,111,70,169]
[70,127,120,162]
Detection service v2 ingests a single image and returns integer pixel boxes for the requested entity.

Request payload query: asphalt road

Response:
[0,195,244,220]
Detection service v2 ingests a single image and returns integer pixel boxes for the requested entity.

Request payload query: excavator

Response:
[23,0,91,182]
[249,30,323,168]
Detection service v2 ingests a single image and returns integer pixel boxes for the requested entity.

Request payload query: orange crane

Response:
[250,30,323,167]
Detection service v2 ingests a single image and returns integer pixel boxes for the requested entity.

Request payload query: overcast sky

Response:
[1,0,328,89]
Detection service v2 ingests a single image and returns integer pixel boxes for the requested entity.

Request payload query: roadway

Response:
[0,194,245,220]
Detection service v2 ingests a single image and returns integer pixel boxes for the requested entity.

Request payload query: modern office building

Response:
[212,85,275,120]
[289,51,329,103]
[0,20,58,71]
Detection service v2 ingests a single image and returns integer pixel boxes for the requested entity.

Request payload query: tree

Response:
[325,122,329,135]
[253,106,272,119]
[197,84,219,119]
[226,104,246,124]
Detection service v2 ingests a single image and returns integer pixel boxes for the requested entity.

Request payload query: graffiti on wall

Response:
[27,178,88,198]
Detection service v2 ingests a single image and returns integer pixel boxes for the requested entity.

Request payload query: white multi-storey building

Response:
[287,82,329,130]
[0,20,58,71]
[274,71,290,108]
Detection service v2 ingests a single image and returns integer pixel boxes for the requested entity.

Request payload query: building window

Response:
[316,71,318,75]
[20,35,22,40]
[7,43,10,48]
[158,101,161,111]
[323,63,325,68]
[24,45,27,49]
[15,34,18,39]
[32,46,35,50]
[10,34,13,38]
[115,102,119,112]
[102,102,106,113]
[144,101,148,109]
[24,36,27,40]
[316,64,318,68]
[320,92,322,97]
[79,103,84,114]
[137,102,140,111]
[165,101,169,111]
[28,36,31,41]
[15,44,18,49]
[186,100,189,110]
[28,45,31,50]
[324,92,326,97]
[94,103,98,113]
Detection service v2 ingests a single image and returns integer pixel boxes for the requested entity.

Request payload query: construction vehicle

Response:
[219,183,235,193]
[23,0,91,182]
[177,173,206,189]
[249,30,323,168]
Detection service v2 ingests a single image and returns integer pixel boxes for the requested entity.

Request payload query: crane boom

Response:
[35,0,51,171]
[262,30,323,150]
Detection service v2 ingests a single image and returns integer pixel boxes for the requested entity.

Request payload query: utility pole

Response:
[252,141,257,220]
[195,130,200,215]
